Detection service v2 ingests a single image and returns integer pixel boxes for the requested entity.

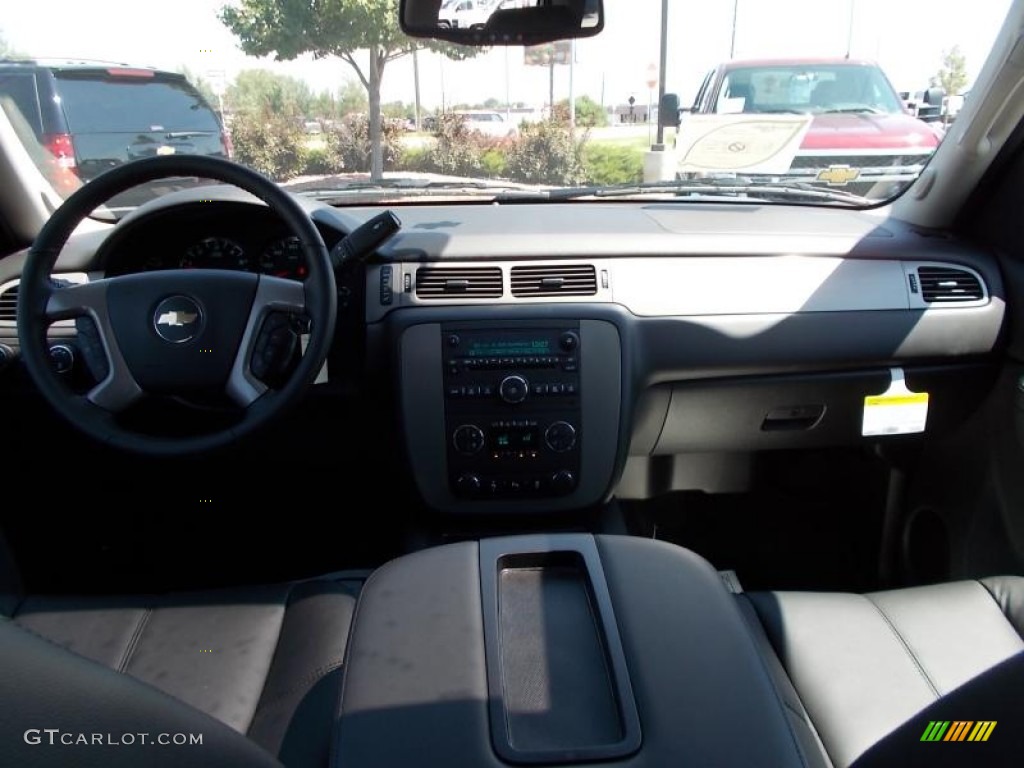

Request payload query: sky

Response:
[3,0,1014,111]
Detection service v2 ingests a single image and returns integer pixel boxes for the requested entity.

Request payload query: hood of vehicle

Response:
[801,113,941,151]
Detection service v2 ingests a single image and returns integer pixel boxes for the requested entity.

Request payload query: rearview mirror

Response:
[400,0,604,46]
[659,93,681,128]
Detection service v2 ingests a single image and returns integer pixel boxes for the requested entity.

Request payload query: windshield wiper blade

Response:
[501,179,876,205]
[304,178,545,202]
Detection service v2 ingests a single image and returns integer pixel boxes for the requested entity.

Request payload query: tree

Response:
[337,79,369,117]
[225,69,314,119]
[935,45,968,98]
[555,95,608,127]
[220,0,479,180]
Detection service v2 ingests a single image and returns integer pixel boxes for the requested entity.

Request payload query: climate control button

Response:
[453,424,485,455]
[544,421,577,453]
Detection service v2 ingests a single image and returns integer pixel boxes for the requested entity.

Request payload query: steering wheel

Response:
[17,155,337,456]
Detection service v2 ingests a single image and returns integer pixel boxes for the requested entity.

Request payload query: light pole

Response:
[730,0,739,58]
[646,63,657,146]
[656,0,668,147]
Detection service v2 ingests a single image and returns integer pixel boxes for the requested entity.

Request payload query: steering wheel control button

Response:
[48,344,75,374]
[251,312,301,387]
[545,421,577,453]
[453,424,486,455]
[499,375,529,404]
[153,295,204,343]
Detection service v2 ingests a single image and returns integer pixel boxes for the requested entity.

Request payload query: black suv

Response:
[0,59,230,184]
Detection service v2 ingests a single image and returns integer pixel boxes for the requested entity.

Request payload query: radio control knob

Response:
[499,375,529,404]
[559,331,580,351]
[545,421,577,452]
[453,424,485,455]
[550,470,576,494]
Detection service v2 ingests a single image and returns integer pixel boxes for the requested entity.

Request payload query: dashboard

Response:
[0,188,1008,515]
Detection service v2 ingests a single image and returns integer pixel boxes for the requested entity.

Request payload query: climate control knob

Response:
[544,421,577,453]
[456,473,482,495]
[499,375,529,404]
[453,424,485,455]
[550,470,576,494]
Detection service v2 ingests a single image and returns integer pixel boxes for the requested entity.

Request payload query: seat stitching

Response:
[117,606,152,673]
[250,659,345,713]
[863,594,941,698]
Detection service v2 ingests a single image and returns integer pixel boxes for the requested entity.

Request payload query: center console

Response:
[398,318,622,513]
[333,534,816,768]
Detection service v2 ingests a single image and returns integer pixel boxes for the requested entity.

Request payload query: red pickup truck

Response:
[667,58,942,199]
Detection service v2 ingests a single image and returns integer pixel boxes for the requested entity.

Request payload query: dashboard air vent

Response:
[416,267,502,299]
[0,283,18,322]
[917,266,983,303]
[510,264,597,297]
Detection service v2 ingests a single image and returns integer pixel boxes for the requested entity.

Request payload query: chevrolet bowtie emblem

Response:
[156,311,198,327]
[816,165,860,186]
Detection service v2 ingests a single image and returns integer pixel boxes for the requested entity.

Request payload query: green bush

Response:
[301,146,337,176]
[325,114,402,173]
[505,120,586,186]
[583,144,644,186]
[421,113,484,176]
[480,148,508,178]
[228,112,306,180]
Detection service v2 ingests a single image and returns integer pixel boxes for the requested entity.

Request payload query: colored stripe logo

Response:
[920,721,996,742]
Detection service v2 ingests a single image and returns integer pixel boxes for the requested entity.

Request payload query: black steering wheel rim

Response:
[17,155,337,456]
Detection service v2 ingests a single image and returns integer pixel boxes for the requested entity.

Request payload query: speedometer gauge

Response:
[259,236,308,280]
[180,237,250,271]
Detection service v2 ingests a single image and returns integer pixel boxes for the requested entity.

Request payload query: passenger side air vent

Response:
[917,266,984,303]
[510,264,597,297]
[0,283,18,322]
[416,267,503,299]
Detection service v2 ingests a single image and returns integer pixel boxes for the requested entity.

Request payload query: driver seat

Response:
[0,534,360,768]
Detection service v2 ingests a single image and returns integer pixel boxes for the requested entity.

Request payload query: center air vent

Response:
[416,267,502,299]
[0,283,18,322]
[510,264,597,297]
[917,266,984,303]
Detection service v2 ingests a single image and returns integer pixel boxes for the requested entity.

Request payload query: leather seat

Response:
[0,574,361,767]
[740,577,1024,768]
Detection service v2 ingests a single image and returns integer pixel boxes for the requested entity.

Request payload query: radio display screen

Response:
[467,338,552,358]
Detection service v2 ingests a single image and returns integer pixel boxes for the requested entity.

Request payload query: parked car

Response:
[455,109,517,137]
[0,59,231,183]
[664,58,942,199]
[437,0,498,29]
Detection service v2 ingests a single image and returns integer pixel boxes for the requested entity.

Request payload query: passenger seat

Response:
[740,577,1024,768]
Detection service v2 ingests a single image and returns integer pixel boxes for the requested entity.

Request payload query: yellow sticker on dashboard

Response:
[862,368,929,436]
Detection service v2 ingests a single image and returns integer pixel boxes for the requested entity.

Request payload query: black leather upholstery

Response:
[744,577,1024,768]
[2,575,360,768]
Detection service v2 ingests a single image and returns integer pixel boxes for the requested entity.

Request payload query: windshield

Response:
[0,0,1012,213]
[717,64,905,115]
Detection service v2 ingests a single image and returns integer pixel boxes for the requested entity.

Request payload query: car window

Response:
[55,75,220,133]
[0,73,41,134]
